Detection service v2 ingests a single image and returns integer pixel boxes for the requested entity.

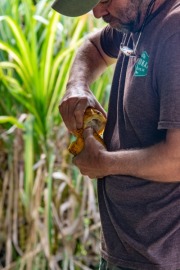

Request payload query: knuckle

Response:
[74,108,83,118]
[84,134,94,145]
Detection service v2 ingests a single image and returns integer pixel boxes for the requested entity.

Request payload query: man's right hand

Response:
[59,84,107,133]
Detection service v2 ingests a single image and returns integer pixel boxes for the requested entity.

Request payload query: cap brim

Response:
[52,0,99,17]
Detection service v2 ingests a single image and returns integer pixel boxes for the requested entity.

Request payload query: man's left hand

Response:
[72,127,107,179]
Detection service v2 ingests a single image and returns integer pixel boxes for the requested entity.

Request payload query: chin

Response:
[109,20,135,33]
[112,24,132,33]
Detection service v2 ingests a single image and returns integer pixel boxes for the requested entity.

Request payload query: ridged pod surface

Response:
[68,107,107,156]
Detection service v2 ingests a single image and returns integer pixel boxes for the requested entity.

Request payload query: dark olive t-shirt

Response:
[98,1,180,269]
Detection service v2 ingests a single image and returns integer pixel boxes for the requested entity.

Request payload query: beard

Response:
[102,0,144,33]
[102,15,137,33]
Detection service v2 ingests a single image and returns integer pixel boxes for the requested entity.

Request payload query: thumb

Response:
[83,127,94,140]
[95,104,107,118]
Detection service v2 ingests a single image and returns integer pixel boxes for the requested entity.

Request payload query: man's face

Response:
[93,0,144,33]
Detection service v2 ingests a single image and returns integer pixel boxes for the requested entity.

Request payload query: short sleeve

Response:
[100,25,123,59]
[157,32,180,129]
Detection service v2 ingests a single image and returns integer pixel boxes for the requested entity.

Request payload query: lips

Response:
[103,14,115,24]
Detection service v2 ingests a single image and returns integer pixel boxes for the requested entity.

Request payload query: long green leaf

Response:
[24,115,34,205]
[40,12,60,97]
[0,16,33,75]
[0,116,24,129]
[46,153,55,253]
[0,41,30,81]
[0,61,32,92]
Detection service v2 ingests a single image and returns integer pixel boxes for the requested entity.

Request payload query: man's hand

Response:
[72,127,107,179]
[59,86,106,134]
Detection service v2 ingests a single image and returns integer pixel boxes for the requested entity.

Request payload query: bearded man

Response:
[52,0,180,269]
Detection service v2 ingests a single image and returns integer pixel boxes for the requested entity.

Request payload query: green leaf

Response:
[0,116,24,129]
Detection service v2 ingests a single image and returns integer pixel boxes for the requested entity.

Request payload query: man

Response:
[52,0,180,269]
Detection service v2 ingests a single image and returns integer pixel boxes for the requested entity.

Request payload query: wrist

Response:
[66,79,90,91]
[99,149,113,176]
[99,150,126,177]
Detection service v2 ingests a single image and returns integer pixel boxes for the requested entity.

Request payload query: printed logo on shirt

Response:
[134,51,149,77]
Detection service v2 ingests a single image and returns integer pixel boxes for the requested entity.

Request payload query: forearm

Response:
[104,134,180,182]
[73,129,180,182]
[67,32,113,89]
[67,40,106,88]
[59,31,115,132]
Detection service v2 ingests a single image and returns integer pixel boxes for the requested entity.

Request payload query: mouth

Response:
[103,15,135,33]
[103,16,121,29]
[103,14,117,24]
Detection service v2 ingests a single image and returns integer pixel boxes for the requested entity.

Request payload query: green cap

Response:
[52,0,100,17]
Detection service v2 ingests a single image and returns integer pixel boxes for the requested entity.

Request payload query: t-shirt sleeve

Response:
[157,32,180,129]
[100,25,123,59]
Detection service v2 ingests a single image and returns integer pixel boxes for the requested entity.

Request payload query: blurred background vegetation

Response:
[0,0,113,269]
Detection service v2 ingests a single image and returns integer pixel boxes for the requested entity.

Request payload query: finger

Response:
[74,100,88,129]
[60,98,85,132]
[83,127,94,140]
[95,103,107,118]
[61,98,87,131]
[59,102,77,132]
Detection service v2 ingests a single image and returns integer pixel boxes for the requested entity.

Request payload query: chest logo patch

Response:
[134,51,149,77]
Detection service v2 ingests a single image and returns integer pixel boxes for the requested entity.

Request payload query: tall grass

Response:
[0,0,113,269]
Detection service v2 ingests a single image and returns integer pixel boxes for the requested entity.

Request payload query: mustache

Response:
[103,14,136,33]
[102,14,117,24]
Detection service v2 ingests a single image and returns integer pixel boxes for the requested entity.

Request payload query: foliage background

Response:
[0,0,113,269]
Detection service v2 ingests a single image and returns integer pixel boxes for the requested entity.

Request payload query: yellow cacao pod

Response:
[68,107,106,156]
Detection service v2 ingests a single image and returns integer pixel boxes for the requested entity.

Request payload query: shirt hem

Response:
[158,121,180,130]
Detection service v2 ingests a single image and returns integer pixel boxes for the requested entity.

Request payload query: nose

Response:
[93,3,109,18]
